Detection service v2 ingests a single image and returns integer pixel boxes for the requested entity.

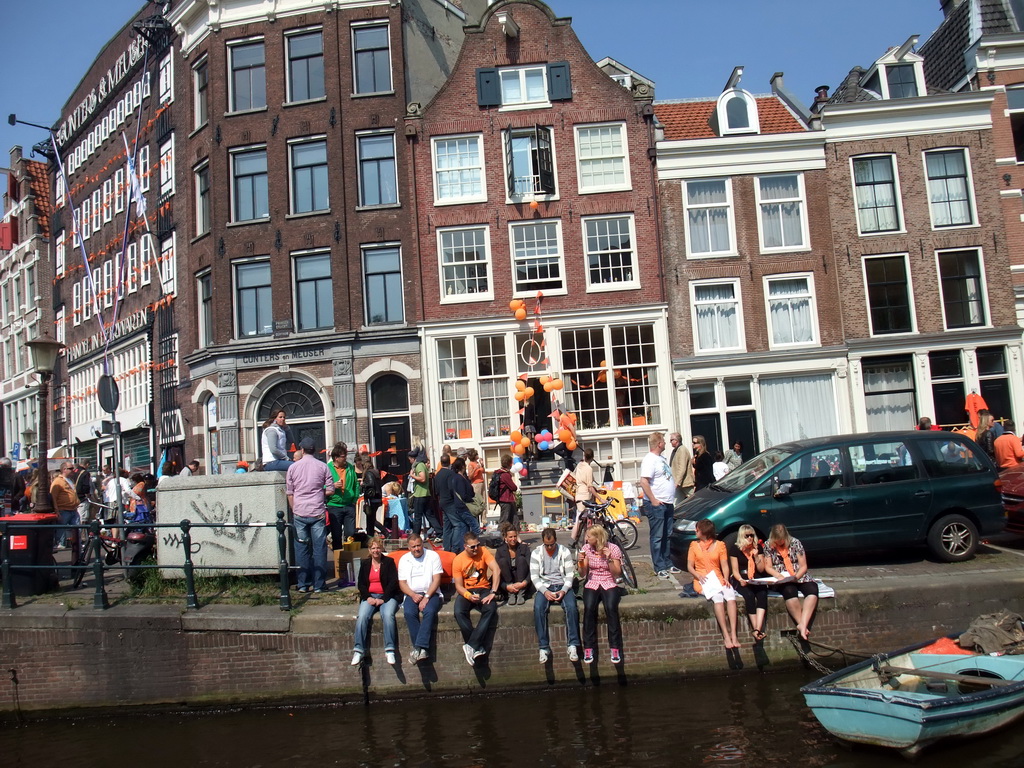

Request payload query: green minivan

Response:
[669,431,1005,564]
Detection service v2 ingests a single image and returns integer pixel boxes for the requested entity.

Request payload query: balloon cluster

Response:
[509,298,528,321]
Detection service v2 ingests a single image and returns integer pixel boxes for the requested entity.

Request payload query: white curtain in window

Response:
[927,152,970,226]
[758,374,838,447]
[759,176,803,248]
[768,278,812,344]
[694,284,738,349]
[687,181,730,253]
[863,362,915,431]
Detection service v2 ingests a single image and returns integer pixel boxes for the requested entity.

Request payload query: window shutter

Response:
[504,129,516,196]
[547,61,571,101]
[476,68,500,107]
[536,125,554,194]
[0,222,12,251]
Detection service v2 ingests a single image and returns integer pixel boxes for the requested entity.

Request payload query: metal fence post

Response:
[0,521,16,610]
[277,510,292,611]
[180,519,199,609]
[89,519,108,609]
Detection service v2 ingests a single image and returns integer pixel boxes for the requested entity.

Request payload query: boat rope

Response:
[784,633,874,674]
[785,634,838,675]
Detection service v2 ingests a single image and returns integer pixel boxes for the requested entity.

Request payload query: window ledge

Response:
[223,106,269,118]
[499,102,552,112]
[351,90,396,99]
[868,330,919,338]
[759,245,812,255]
[283,96,328,108]
[577,185,632,196]
[188,122,209,140]
[190,232,211,246]
[361,322,408,331]
[355,203,401,212]
[857,228,907,238]
[440,293,495,305]
[506,194,559,205]
[513,287,568,298]
[767,341,821,352]
[685,251,740,260]
[285,209,331,220]
[931,222,981,231]
[586,282,640,293]
[694,347,746,356]
[226,217,271,228]
[433,197,487,207]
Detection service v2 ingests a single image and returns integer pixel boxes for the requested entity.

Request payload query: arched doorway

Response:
[257,380,327,457]
[370,374,411,477]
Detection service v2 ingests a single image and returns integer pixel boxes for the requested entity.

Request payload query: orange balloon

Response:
[514,391,525,401]
[552,379,564,390]
[558,428,572,443]
[599,360,607,368]
[515,380,527,391]
[567,439,577,451]
[513,444,526,456]
[597,371,607,383]
[520,437,531,448]
[515,308,527,321]
[543,382,553,393]
[539,375,551,385]
[529,199,539,210]
[509,300,520,311]
[524,387,535,398]
[510,430,523,443]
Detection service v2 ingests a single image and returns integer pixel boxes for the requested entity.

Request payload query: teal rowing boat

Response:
[801,637,1024,758]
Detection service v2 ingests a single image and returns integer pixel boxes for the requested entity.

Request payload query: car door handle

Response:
[914,490,931,498]
[833,498,848,506]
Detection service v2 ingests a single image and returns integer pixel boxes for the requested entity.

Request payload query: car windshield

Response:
[713,446,796,492]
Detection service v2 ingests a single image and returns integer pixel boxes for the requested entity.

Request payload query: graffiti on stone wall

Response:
[170,499,265,556]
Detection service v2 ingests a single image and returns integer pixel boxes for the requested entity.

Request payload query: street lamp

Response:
[26,330,65,514]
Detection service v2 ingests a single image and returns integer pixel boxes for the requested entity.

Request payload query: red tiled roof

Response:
[656,96,805,141]
[24,160,51,240]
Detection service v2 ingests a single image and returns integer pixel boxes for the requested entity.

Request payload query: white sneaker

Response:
[408,650,420,666]
[463,643,476,666]
[657,570,672,580]
[350,651,363,666]
[417,648,429,663]
[473,648,486,659]
[539,648,551,664]
[568,645,579,662]
[385,651,396,665]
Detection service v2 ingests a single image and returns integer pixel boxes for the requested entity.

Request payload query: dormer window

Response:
[716,89,759,135]
[862,36,925,101]
[886,64,918,98]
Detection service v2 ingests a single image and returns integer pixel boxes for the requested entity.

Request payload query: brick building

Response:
[405,0,672,477]
[166,0,488,474]
[47,5,179,474]
[655,73,844,453]
[819,34,1024,430]
[0,148,53,459]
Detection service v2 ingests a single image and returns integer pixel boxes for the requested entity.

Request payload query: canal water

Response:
[3,670,1024,767]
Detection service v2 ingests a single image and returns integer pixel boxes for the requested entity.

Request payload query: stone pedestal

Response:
[156,472,288,577]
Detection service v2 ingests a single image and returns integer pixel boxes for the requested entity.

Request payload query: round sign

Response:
[97,374,120,414]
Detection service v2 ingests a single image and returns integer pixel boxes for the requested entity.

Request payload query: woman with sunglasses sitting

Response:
[729,524,769,643]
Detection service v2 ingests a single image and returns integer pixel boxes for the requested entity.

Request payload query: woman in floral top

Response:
[763,523,818,640]
[577,525,624,665]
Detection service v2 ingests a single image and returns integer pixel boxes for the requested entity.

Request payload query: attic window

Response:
[476,62,572,108]
[716,89,759,135]
[886,64,918,98]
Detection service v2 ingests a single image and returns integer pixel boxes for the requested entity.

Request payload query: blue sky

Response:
[1,0,945,201]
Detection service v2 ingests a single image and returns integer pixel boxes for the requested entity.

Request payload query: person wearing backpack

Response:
[493,454,519,529]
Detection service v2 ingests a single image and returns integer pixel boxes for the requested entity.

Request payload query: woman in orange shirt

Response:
[687,519,741,667]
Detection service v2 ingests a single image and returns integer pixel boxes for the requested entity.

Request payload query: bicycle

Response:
[572,498,638,589]
[72,500,154,588]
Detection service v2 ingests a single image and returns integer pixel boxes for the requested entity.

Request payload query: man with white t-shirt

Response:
[398,534,444,665]
[639,431,678,580]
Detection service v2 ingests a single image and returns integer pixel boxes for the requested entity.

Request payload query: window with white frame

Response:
[438,226,491,301]
[139,144,150,193]
[56,231,65,277]
[229,39,266,112]
[352,24,392,95]
[363,245,403,325]
[757,174,807,251]
[82,276,95,322]
[692,280,742,352]
[103,178,113,223]
[91,189,102,232]
[114,168,125,214]
[938,249,986,329]
[575,123,629,193]
[197,271,213,348]
[25,266,35,304]
[511,220,564,293]
[160,235,176,295]
[583,215,637,289]
[852,155,901,233]
[432,134,485,204]
[476,335,510,438]
[55,172,65,208]
[765,274,817,347]
[504,125,554,198]
[500,65,548,107]
[294,251,333,331]
[357,132,397,207]
[140,235,153,286]
[193,57,209,129]
[158,52,173,104]
[55,307,65,345]
[289,138,329,214]
[287,29,325,102]
[127,242,138,293]
[863,254,914,335]
[231,146,269,222]
[885,63,918,99]
[195,162,210,236]
[925,148,974,228]
[159,136,174,196]
[684,179,734,256]
[437,338,471,441]
[717,89,759,135]
[81,198,91,240]
[234,259,273,337]
[102,260,113,308]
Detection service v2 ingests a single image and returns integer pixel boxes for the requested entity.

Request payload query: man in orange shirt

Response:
[993,420,1024,469]
[452,531,500,665]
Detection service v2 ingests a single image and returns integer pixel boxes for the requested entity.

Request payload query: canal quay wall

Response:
[3,562,1024,715]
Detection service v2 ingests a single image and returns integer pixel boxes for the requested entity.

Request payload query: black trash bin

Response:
[0,513,59,595]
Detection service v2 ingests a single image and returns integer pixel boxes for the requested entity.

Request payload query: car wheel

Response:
[927,514,978,562]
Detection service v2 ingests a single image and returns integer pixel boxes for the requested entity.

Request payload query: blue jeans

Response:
[293,514,328,591]
[444,506,479,554]
[354,595,399,653]
[454,588,497,652]
[56,508,81,548]
[411,496,440,537]
[533,586,581,651]
[403,592,443,651]
[644,500,674,573]
[263,459,293,472]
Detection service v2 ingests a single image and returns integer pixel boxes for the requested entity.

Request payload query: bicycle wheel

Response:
[613,519,638,550]
[617,545,638,589]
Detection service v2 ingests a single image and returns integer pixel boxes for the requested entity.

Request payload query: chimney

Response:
[814,85,830,104]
